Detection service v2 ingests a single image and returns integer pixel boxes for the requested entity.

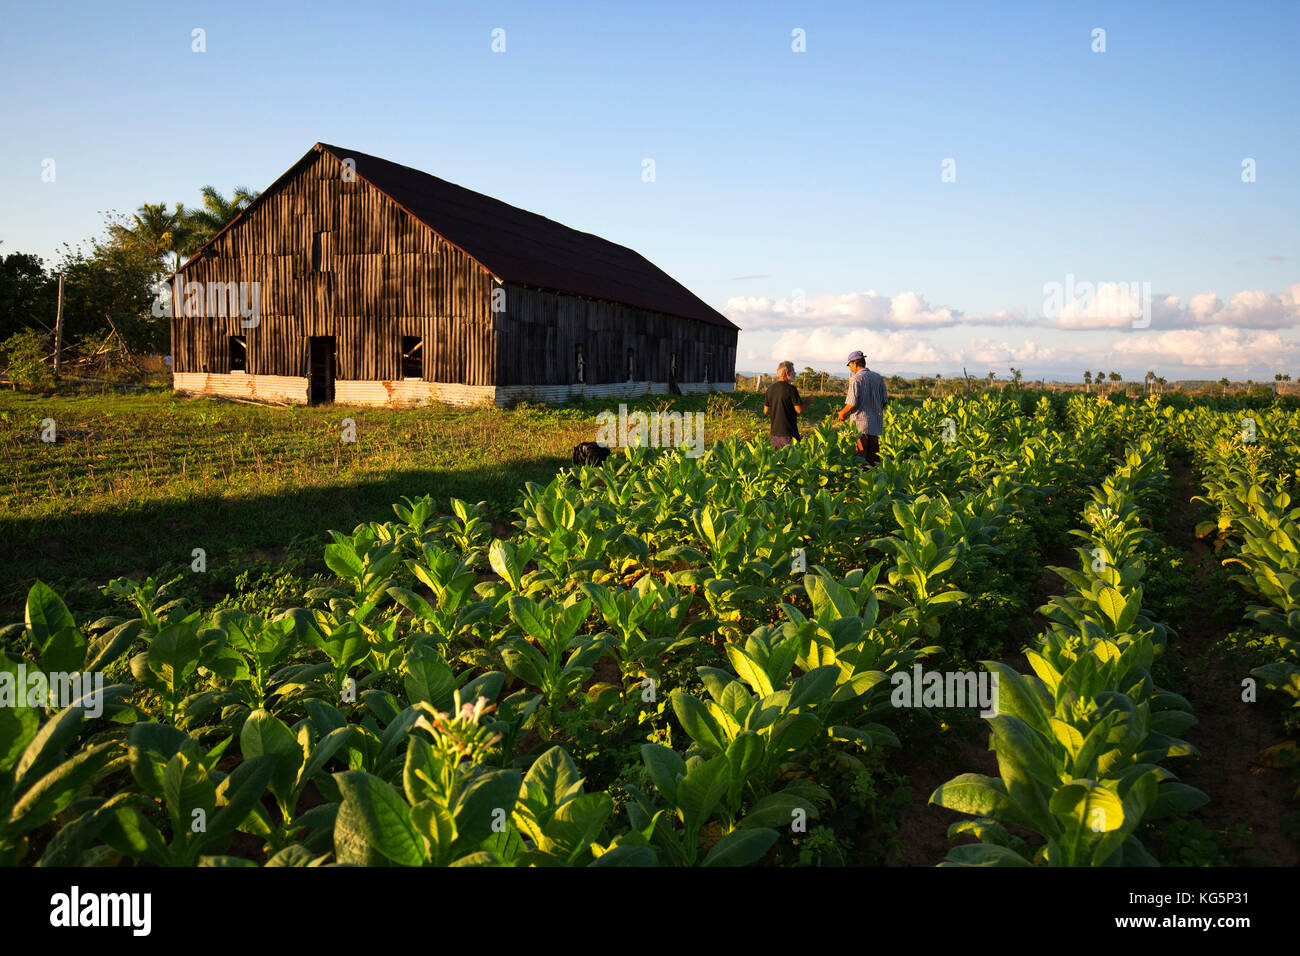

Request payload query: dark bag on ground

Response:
[572,442,612,466]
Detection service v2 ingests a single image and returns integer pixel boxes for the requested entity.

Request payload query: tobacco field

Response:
[3,392,1298,867]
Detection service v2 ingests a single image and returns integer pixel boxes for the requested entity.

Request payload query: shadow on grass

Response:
[1,454,571,613]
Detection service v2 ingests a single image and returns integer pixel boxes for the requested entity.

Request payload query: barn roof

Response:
[176,143,737,330]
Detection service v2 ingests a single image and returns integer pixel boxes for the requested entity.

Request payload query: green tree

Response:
[0,249,57,341]
[109,202,190,274]
[58,214,169,355]
[184,185,260,253]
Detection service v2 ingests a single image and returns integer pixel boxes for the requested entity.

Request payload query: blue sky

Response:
[2,0,1297,380]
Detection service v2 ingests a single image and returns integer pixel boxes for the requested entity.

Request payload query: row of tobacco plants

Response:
[0,392,1277,866]
[1183,403,1300,775]
[930,431,1208,864]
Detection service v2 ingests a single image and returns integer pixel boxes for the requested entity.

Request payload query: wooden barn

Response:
[168,143,739,407]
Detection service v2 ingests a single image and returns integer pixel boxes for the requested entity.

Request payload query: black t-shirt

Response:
[764,381,803,438]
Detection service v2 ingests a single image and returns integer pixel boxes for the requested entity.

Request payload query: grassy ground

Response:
[0,384,848,617]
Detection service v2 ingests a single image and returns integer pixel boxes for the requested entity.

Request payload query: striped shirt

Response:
[846,368,888,435]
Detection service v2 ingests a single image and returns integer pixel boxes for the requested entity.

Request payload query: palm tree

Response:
[1144,369,1155,395]
[1219,376,1231,397]
[183,185,260,255]
[110,201,190,273]
[1083,370,1092,393]
[1009,367,1023,387]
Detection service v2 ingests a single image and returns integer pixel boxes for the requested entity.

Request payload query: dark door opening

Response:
[308,336,335,405]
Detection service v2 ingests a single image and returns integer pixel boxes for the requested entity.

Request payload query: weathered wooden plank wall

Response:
[496,285,738,386]
[171,150,497,385]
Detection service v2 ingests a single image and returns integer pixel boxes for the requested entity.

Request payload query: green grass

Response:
[0,385,819,615]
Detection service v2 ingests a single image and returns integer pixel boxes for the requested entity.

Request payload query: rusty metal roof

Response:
[312,144,736,330]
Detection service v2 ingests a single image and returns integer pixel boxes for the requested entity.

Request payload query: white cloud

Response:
[732,280,1300,380]
[953,338,1060,365]
[744,324,1300,380]
[769,327,944,365]
[1050,282,1154,329]
[728,283,1300,333]
[725,290,1020,332]
[1213,286,1300,329]
[1187,292,1222,322]
[1106,326,1300,368]
[1035,283,1300,330]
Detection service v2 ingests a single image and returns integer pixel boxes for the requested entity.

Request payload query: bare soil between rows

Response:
[1162,459,1299,866]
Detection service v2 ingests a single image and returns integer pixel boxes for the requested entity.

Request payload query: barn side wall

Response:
[496,285,737,388]
[170,149,497,385]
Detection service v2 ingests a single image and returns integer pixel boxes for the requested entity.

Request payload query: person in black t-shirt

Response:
[763,361,807,447]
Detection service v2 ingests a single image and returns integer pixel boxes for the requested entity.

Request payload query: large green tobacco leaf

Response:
[403,648,457,709]
[147,621,201,693]
[25,582,79,661]
[127,722,193,797]
[676,756,729,839]
[929,774,1036,830]
[449,769,523,856]
[738,790,818,829]
[334,770,425,866]
[323,542,365,582]
[641,744,686,806]
[410,801,457,865]
[589,845,656,867]
[239,709,301,805]
[725,644,775,697]
[208,754,277,844]
[939,843,1034,866]
[672,693,728,755]
[702,827,778,866]
[544,793,614,863]
[525,746,584,811]
[7,740,115,846]
[163,750,217,831]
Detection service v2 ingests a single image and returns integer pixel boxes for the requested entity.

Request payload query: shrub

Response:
[1,328,54,389]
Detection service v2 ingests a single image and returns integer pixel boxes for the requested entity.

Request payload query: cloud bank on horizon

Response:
[728,283,1300,380]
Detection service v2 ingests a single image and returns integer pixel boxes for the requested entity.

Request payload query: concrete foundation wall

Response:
[174,373,731,408]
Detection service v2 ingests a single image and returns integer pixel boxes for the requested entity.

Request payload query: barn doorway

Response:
[308,336,335,404]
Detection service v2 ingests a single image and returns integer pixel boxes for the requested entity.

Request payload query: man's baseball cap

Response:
[845,350,865,365]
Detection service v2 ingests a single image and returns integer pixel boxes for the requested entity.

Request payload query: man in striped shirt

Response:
[835,350,888,465]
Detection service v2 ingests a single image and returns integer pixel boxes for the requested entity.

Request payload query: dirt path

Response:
[1161,458,1299,865]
